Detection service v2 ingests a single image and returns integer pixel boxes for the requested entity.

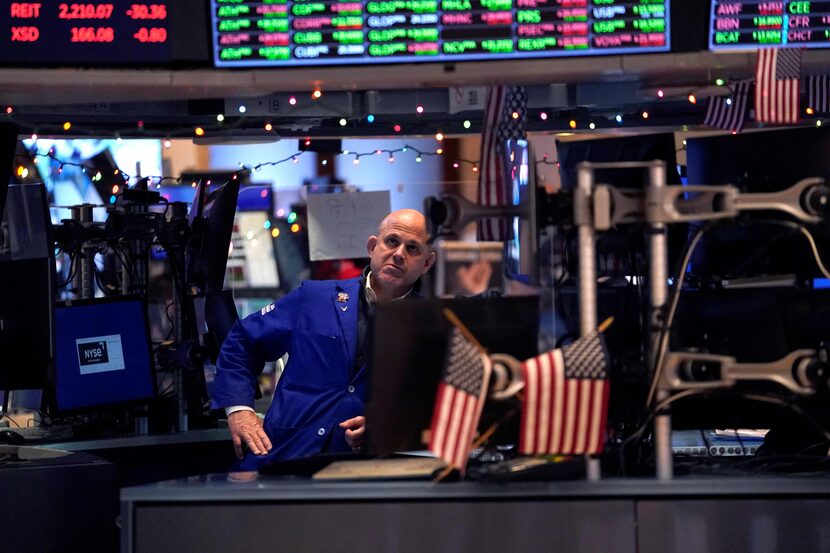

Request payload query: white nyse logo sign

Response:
[76,335,126,374]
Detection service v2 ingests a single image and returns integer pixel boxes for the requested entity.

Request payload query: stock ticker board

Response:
[210,0,671,67]
[710,1,830,50]
[0,1,170,65]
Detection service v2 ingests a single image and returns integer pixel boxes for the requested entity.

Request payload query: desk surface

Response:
[38,428,230,452]
[121,471,830,503]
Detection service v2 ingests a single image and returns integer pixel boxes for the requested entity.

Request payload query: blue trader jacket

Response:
[212,276,365,469]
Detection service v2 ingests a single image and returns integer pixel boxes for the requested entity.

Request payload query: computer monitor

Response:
[0,122,19,216]
[88,149,126,205]
[686,127,830,280]
[51,296,155,414]
[272,217,311,294]
[366,296,539,456]
[669,287,830,433]
[556,133,682,191]
[0,182,54,391]
[228,211,280,290]
[236,184,273,212]
[184,180,242,367]
[504,140,539,284]
[186,179,241,295]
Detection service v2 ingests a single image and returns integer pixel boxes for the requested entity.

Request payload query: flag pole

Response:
[583,316,614,480]
[597,316,614,334]
[432,463,456,484]
[443,308,488,354]
[431,412,509,484]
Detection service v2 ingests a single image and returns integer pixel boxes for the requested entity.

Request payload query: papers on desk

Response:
[312,457,446,481]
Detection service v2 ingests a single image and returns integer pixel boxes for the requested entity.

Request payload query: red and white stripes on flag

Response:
[755,47,802,125]
[807,74,830,114]
[477,86,527,242]
[428,328,492,472]
[704,80,752,133]
[519,331,610,456]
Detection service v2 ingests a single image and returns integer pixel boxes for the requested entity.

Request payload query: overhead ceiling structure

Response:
[0,51,775,139]
[1,2,828,139]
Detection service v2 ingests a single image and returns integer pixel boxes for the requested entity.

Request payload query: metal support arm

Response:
[590,176,827,231]
[661,349,822,396]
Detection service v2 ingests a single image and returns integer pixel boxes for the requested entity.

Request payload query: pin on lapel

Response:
[336,292,349,304]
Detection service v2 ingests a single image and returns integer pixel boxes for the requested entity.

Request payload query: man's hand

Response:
[339,416,366,450]
[455,260,493,296]
[228,410,272,460]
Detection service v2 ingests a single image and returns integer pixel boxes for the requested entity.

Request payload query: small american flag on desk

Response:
[519,330,610,456]
[428,327,492,472]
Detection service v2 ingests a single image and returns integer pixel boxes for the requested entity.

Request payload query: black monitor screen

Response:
[687,127,830,190]
[0,259,53,390]
[52,297,155,413]
[556,132,681,190]
[670,287,830,430]
[211,0,671,67]
[686,127,830,280]
[272,218,311,293]
[186,180,241,295]
[366,296,539,455]
[0,182,53,391]
[0,122,18,217]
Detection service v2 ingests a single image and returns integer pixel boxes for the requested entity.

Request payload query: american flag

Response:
[755,47,802,125]
[704,80,752,133]
[428,327,492,472]
[519,331,610,456]
[807,75,830,114]
[477,85,527,242]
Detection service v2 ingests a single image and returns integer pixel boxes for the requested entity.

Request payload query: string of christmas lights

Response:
[12,141,582,196]
[2,77,750,141]
[14,143,492,188]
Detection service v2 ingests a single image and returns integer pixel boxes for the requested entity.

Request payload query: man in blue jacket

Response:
[212,208,436,468]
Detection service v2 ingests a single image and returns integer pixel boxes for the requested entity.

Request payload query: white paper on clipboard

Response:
[307,191,391,261]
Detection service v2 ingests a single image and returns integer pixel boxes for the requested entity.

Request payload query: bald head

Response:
[366,208,435,302]
[377,209,429,241]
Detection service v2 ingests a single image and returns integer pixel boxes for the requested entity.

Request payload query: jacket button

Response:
[347,385,355,393]
[317,428,325,436]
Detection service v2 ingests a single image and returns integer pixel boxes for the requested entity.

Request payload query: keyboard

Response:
[672,430,763,457]
[673,443,759,457]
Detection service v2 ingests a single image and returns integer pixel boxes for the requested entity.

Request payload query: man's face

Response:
[366,210,435,300]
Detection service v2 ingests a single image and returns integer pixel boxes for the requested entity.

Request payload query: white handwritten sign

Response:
[307,191,391,261]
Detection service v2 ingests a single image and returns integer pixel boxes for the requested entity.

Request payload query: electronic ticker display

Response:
[211,0,671,68]
[710,1,830,50]
[0,1,170,66]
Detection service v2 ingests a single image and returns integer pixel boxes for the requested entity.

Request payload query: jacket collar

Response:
[360,265,421,304]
